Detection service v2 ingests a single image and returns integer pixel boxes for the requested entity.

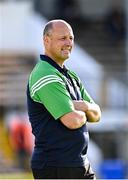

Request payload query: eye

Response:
[61,37,66,40]
[70,36,74,41]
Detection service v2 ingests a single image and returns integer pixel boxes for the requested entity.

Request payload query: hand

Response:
[73,100,101,123]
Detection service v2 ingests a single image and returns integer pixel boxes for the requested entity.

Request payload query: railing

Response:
[0,54,35,107]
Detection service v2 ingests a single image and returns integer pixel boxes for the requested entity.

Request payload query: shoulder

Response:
[68,69,81,84]
[29,61,62,87]
[68,70,79,78]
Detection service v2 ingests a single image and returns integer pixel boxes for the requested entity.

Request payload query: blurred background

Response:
[0,0,128,179]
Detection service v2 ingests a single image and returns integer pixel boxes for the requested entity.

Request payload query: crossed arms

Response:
[60,100,101,130]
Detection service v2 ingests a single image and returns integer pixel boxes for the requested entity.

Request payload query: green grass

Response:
[0,172,33,179]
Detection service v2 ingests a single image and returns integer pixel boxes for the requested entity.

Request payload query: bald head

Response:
[43,19,74,66]
[43,19,73,37]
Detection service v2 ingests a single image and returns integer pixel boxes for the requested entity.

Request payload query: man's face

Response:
[45,23,74,62]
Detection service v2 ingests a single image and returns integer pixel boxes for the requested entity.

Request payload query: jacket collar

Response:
[40,54,68,75]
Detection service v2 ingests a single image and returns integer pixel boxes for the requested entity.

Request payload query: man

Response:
[27,19,101,179]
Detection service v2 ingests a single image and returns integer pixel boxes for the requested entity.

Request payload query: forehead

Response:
[52,22,74,37]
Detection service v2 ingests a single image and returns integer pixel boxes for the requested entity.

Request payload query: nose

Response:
[65,39,73,46]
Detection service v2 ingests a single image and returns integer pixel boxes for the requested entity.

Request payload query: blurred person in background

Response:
[105,8,126,43]
[27,19,101,179]
[9,112,33,171]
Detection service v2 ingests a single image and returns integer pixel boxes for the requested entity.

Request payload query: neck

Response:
[45,53,64,68]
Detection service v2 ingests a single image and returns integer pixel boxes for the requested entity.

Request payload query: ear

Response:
[44,35,50,45]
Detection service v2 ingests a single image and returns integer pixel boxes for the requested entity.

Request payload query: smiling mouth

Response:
[62,50,71,55]
[63,49,70,52]
[62,48,71,52]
